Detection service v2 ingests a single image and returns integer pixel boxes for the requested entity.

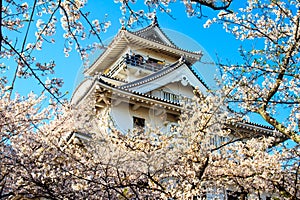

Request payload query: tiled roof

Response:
[120,59,183,89]
[85,19,202,76]
[97,77,181,107]
[228,120,274,132]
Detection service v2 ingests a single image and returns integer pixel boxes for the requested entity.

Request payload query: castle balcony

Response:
[106,55,166,77]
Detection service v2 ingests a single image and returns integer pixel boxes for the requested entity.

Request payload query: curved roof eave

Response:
[97,78,182,108]
[226,120,288,144]
[84,30,128,76]
[72,76,183,110]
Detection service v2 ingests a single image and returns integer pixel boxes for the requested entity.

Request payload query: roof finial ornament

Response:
[179,56,186,63]
[152,15,158,26]
[121,24,126,30]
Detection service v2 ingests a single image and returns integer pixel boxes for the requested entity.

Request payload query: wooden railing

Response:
[107,55,166,77]
[124,56,164,72]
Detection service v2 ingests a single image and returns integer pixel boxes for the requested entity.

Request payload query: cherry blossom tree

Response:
[0,0,110,100]
[1,0,299,199]
[0,93,155,199]
[2,87,298,199]
[112,0,300,198]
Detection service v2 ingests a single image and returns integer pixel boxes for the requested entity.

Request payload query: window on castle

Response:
[163,91,180,103]
[133,116,145,133]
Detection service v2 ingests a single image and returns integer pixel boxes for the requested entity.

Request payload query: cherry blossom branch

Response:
[124,1,146,27]
[67,0,104,46]
[20,0,37,52]
[9,1,38,99]
[191,0,233,12]
[257,108,299,144]
[2,39,63,104]
[257,17,300,144]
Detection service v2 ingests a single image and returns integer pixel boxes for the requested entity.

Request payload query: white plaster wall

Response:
[126,68,151,82]
[110,102,132,133]
[130,106,166,131]
[110,102,168,134]
[150,90,161,97]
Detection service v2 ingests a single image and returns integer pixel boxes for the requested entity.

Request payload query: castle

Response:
[72,18,208,133]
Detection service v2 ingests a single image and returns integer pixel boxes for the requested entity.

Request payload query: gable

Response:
[124,63,207,95]
[135,25,175,47]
